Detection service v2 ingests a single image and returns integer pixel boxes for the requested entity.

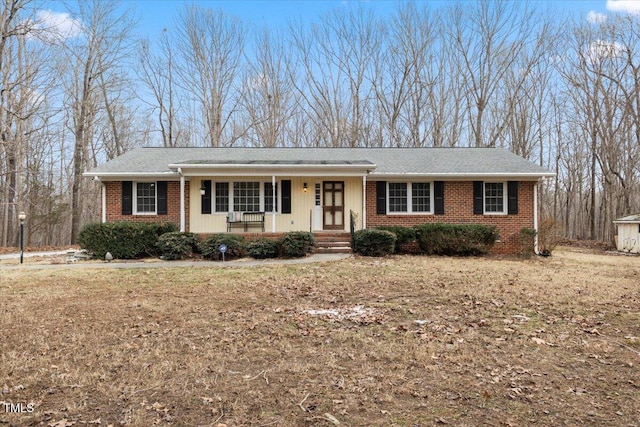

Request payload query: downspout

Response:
[362,175,367,230]
[534,180,539,254]
[178,168,185,232]
[272,175,276,233]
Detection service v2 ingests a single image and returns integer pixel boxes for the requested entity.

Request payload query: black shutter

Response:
[376,181,386,214]
[122,181,132,215]
[507,181,518,215]
[281,180,292,214]
[473,181,484,215]
[156,181,167,215]
[434,181,445,215]
[201,180,212,214]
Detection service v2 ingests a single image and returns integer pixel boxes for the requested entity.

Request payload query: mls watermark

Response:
[1,401,35,413]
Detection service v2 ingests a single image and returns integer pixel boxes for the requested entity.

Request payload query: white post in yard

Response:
[272,175,276,233]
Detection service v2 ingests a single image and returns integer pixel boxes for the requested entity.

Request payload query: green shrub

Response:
[78,222,177,259]
[157,232,200,260]
[247,238,280,259]
[519,228,536,259]
[354,229,396,257]
[199,234,246,260]
[279,231,315,258]
[414,223,498,256]
[375,226,416,245]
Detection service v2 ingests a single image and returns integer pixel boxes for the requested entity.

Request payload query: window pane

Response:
[233,182,260,212]
[412,183,431,212]
[484,183,504,213]
[265,182,278,212]
[388,183,407,212]
[215,182,229,212]
[136,182,156,213]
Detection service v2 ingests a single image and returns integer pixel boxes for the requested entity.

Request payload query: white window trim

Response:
[133,181,157,215]
[211,181,281,214]
[483,181,508,215]
[386,181,434,215]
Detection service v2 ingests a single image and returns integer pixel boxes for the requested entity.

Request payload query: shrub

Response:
[414,223,498,256]
[199,234,246,260]
[375,226,416,252]
[247,238,280,259]
[519,228,536,259]
[78,222,177,259]
[156,232,200,260]
[279,231,315,258]
[354,229,396,257]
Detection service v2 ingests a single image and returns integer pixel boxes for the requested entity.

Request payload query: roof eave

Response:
[368,172,555,180]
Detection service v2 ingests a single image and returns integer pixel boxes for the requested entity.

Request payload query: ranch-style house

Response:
[85,147,554,254]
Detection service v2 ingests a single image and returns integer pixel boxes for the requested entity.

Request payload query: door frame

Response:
[322,181,344,230]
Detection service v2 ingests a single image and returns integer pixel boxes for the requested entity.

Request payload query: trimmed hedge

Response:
[354,229,396,256]
[375,226,416,245]
[279,231,315,258]
[247,238,280,259]
[199,234,246,260]
[157,232,200,260]
[414,223,498,256]
[519,228,536,258]
[78,222,178,259]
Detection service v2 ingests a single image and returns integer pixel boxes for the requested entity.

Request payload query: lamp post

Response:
[18,211,26,264]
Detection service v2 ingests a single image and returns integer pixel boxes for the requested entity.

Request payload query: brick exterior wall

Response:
[104,181,189,229]
[366,181,536,255]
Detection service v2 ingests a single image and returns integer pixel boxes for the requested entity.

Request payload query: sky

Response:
[34,0,640,42]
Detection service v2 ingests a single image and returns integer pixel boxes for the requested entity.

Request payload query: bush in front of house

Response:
[247,238,280,259]
[375,226,416,253]
[78,222,178,259]
[414,223,498,256]
[156,232,200,260]
[199,233,246,260]
[354,229,397,256]
[278,231,315,258]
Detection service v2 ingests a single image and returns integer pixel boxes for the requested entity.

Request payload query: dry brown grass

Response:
[1,248,639,426]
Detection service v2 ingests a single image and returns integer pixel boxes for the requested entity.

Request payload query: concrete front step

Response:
[314,246,352,254]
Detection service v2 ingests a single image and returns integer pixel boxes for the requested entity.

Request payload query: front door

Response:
[323,181,344,230]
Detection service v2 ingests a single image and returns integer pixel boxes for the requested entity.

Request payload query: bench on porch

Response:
[226,212,265,232]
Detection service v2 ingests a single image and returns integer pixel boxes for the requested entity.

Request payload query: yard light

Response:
[18,211,26,264]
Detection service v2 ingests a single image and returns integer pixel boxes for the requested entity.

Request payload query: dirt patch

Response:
[1,248,638,426]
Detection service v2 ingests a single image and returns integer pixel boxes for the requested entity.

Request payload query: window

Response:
[233,182,261,212]
[215,182,229,213]
[387,182,432,214]
[412,183,430,212]
[388,183,408,212]
[484,182,505,214]
[264,182,278,212]
[135,182,156,214]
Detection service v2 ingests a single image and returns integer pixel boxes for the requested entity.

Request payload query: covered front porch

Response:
[172,160,372,234]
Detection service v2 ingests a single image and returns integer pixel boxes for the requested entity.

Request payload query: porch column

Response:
[362,175,367,230]
[272,175,276,232]
[101,183,106,223]
[180,174,186,232]
[533,180,539,254]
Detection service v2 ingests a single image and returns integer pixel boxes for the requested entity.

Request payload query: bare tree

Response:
[175,5,245,147]
[239,28,297,147]
[62,0,137,243]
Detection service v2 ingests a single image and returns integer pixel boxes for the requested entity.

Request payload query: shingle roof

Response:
[86,147,554,179]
